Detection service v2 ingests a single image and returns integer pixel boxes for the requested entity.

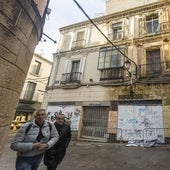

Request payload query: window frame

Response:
[146,14,159,34]
[146,48,161,74]
[70,60,80,81]
[112,22,122,40]
[31,60,41,75]
[23,81,36,101]
[98,46,125,70]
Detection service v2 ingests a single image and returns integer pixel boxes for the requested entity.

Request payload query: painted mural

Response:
[117,105,163,141]
[46,105,81,131]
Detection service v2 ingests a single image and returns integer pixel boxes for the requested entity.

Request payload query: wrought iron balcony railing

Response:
[100,67,124,80]
[108,31,124,41]
[143,21,170,36]
[139,61,170,78]
[71,39,85,49]
[61,72,82,84]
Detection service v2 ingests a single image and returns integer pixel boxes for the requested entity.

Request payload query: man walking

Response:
[10,109,59,170]
[44,113,72,170]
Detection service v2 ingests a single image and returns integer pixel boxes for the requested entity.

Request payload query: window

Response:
[70,60,80,81]
[72,31,85,49]
[98,46,125,70]
[146,15,159,34]
[112,22,122,40]
[31,60,41,75]
[77,31,85,41]
[98,46,125,80]
[61,59,83,83]
[23,82,36,100]
[146,49,161,74]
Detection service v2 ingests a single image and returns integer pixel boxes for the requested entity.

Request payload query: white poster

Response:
[118,105,163,141]
[46,105,81,131]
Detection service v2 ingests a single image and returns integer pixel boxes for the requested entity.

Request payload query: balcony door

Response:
[146,49,161,75]
[70,60,80,81]
[74,31,85,48]
[112,22,122,40]
[146,15,159,34]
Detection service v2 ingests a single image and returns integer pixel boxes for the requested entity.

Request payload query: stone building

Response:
[0,0,50,154]
[42,0,170,142]
[11,53,52,131]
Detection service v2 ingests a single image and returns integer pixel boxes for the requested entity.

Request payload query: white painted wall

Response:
[20,54,52,102]
[118,105,163,141]
[46,105,81,130]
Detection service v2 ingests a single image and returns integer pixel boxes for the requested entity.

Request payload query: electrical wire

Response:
[72,0,137,75]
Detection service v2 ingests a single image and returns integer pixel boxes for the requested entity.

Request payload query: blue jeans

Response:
[15,154,43,170]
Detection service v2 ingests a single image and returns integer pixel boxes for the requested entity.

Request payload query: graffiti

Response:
[46,106,81,130]
[127,118,138,124]
[140,118,152,128]
[47,110,74,122]
[138,107,147,113]
[118,105,163,141]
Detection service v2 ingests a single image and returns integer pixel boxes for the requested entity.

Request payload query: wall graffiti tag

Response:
[117,105,163,141]
[46,105,81,131]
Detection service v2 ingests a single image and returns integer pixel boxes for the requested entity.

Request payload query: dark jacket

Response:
[53,122,72,148]
[43,122,71,168]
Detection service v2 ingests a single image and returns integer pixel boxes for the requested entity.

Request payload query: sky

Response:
[34,0,106,61]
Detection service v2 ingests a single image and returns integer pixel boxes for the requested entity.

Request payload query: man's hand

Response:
[32,143,48,151]
[38,143,48,151]
[32,142,41,149]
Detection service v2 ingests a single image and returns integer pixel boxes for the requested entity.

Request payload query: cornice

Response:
[59,1,168,32]
[54,45,101,58]
[134,34,170,45]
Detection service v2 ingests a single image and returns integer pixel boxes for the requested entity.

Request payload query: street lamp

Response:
[124,60,134,96]
[124,60,131,70]
[124,60,133,84]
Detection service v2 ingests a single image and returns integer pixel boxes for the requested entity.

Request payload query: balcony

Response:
[108,31,124,41]
[61,72,82,84]
[143,21,170,36]
[71,39,85,49]
[139,61,170,83]
[100,68,124,81]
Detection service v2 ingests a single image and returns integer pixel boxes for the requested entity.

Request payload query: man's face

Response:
[56,114,65,125]
[34,110,46,126]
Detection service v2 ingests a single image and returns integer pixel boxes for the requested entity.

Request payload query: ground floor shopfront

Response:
[44,100,168,142]
[42,83,170,142]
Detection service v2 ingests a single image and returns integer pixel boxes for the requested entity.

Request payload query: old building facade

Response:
[42,0,170,142]
[11,54,52,130]
[0,0,49,154]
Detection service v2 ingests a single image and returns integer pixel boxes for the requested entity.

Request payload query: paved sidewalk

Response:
[1,134,170,170]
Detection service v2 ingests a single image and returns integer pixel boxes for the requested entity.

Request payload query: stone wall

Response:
[0,0,43,154]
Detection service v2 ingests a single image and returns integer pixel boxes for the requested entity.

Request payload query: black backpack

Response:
[25,122,52,135]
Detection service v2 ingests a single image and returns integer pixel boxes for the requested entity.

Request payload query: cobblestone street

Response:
[1,133,170,170]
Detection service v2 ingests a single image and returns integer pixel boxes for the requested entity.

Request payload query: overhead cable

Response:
[72,0,137,68]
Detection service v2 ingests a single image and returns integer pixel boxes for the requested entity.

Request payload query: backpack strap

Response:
[25,122,52,135]
[48,122,52,132]
[25,122,33,135]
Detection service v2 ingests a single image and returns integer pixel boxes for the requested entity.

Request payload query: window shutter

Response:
[61,35,71,51]
[79,57,86,78]
[63,60,69,73]
[134,17,139,38]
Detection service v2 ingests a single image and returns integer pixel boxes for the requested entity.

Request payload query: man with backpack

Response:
[10,109,59,170]
[44,113,72,170]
